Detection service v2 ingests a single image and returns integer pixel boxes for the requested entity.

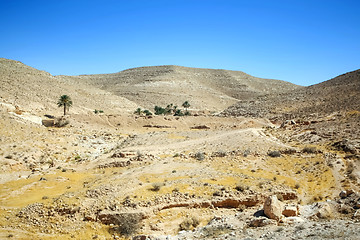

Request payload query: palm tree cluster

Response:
[152,101,191,116]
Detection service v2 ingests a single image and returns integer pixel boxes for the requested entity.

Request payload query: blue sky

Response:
[1,0,359,86]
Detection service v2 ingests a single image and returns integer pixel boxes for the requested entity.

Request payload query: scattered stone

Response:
[97,160,131,169]
[248,217,276,227]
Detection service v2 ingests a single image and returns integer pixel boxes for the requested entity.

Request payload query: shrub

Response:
[347,162,355,175]
[150,183,163,192]
[235,184,248,192]
[194,152,205,161]
[268,151,281,158]
[302,146,317,154]
[212,150,227,157]
[213,191,221,197]
[243,149,250,157]
[54,117,69,127]
[179,216,199,231]
[113,213,142,236]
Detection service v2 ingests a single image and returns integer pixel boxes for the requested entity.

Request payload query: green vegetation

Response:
[94,109,104,114]
[143,109,152,116]
[134,108,142,115]
[134,108,153,116]
[182,101,190,111]
[57,95,73,115]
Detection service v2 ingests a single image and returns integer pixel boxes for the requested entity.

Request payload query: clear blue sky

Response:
[1,0,359,86]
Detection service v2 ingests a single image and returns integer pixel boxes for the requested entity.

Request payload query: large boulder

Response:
[264,195,283,221]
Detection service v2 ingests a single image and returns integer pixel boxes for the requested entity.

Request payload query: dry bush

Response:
[194,152,205,161]
[235,184,247,192]
[347,162,355,175]
[268,151,281,158]
[54,117,69,127]
[179,216,200,231]
[150,182,163,192]
[302,146,317,154]
[212,191,221,197]
[113,213,142,236]
[281,148,297,154]
[212,150,227,157]
[243,149,250,157]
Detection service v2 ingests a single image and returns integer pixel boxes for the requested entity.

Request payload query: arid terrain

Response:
[0,58,359,240]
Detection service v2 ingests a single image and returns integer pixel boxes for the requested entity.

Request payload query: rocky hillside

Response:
[0,58,138,116]
[77,65,301,112]
[223,69,360,119]
[0,58,359,239]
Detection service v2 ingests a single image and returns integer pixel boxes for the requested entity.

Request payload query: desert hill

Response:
[1,58,359,239]
[0,58,138,116]
[77,65,301,112]
[223,69,360,119]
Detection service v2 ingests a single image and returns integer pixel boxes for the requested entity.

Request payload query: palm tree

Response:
[134,108,142,115]
[182,101,190,112]
[57,95,73,115]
